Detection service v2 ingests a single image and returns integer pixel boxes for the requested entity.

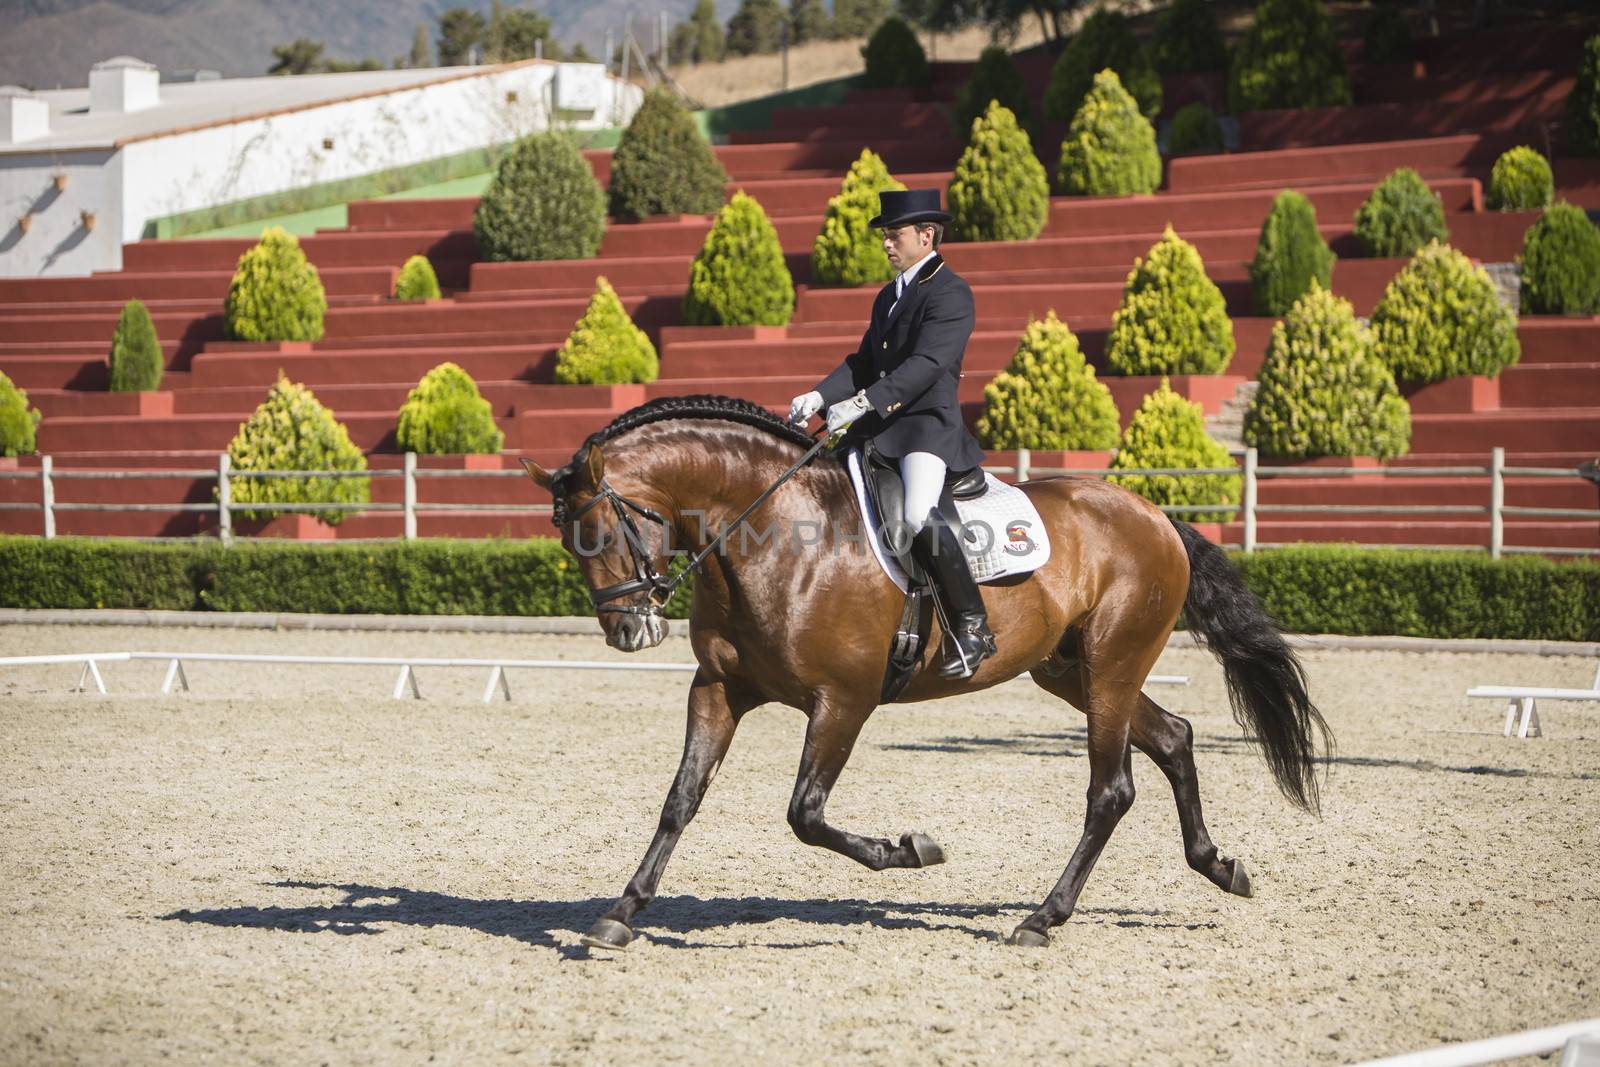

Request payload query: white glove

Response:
[825,392,873,435]
[787,390,824,425]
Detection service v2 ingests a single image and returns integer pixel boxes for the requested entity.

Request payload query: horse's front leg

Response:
[582,670,751,950]
[786,698,947,871]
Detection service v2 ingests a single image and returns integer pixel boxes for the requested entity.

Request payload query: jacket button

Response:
[879,371,886,378]
[881,341,888,349]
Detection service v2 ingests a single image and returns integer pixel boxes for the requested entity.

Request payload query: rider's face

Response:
[881,224,930,272]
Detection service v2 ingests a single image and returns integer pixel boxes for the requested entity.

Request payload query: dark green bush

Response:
[947,100,1049,243]
[224,226,327,342]
[1362,3,1411,64]
[1044,8,1162,122]
[3,538,1596,640]
[1229,0,1352,113]
[1056,68,1161,196]
[1232,547,1600,642]
[1153,0,1227,75]
[1167,101,1224,156]
[394,255,441,301]
[224,375,370,526]
[1354,167,1449,257]
[1106,226,1235,375]
[1243,282,1411,460]
[1487,146,1554,211]
[395,363,505,454]
[607,88,728,221]
[0,370,41,458]
[811,149,905,286]
[1519,201,1600,315]
[1371,240,1520,383]
[862,17,927,89]
[554,277,660,383]
[474,132,606,262]
[952,45,1034,140]
[1108,379,1240,522]
[683,191,795,326]
[976,311,1121,450]
[108,298,163,392]
[1567,34,1600,157]
[1249,189,1335,316]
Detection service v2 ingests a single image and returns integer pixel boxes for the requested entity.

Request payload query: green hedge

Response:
[2,538,1596,639]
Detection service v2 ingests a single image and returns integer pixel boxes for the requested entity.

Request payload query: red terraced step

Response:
[1498,364,1600,408]
[0,266,397,306]
[1,355,113,391]
[0,310,224,350]
[1239,92,1570,151]
[794,279,1257,325]
[1352,68,1576,109]
[120,230,479,274]
[317,293,679,340]
[1255,475,1596,511]
[1409,409,1600,453]
[597,215,821,258]
[1219,519,1598,551]
[188,343,560,389]
[1514,318,1600,363]
[1165,134,1516,194]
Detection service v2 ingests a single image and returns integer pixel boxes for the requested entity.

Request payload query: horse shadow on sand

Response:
[161,881,1207,958]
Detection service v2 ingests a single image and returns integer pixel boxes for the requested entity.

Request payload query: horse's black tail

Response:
[1170,519,1332,814]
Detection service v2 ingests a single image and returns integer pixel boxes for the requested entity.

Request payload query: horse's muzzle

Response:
[606,611,668,652]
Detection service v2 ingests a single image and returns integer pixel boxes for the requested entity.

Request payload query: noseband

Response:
[567,478,676,617]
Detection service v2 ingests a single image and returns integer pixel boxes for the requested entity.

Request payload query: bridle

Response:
[565,428,835,619]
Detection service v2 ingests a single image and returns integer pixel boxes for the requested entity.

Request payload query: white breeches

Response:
[899,451,948,534]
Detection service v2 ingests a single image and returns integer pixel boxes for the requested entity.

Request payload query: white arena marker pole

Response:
[482,665,511,704]
[1351,1017,1600,1067]
[161,658,190,694]
[392,664,421,700]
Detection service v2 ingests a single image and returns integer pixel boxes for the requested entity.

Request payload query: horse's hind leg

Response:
[785,697,946,871]
[1032,654,1252,900]
[582,670,755,951]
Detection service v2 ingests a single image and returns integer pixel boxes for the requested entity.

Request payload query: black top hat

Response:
[869,188,952,229]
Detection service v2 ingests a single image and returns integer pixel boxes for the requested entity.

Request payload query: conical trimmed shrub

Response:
[1153,0,1227,74]
[224,226,327,342]
[1244,283,1411,460]
[947,101,1049,243]
[976,311,1120,450]
[108,298,163,392]
[862,17,927,89]
[1167,101,1224,156]
[396,363,505,454]
[555,277,660,383]
[394,255,441,301]
[224,375,369,526]
[811,149,905,286]
[952,46,1034,141]
[1519,202,1600,315]
[1354,167,1448,258]
[1106,226,1235,376]
[1229,0,1352,113]
[1487,147,1554,211]
[1107,380,1240,522]
[0,370,41,458]
[1044,8,1161,122]
[1362,3,1411,63]
[1249,190,1336,316]
[683,192,795,326]
[1567,34,1600,157]
[474,133,606,262]
[1057,69,1160,197]
[607,88,728,221]
[1371,240,1520,383]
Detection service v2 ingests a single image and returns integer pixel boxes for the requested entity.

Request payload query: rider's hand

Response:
[787,390,824,425]
[825,392,873,435]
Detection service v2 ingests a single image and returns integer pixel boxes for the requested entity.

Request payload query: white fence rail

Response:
[1,448,1596,557]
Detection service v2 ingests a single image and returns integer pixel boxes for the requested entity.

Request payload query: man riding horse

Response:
[788,188,997,680]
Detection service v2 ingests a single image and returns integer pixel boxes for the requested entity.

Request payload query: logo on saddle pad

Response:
[1004,520,1037,556]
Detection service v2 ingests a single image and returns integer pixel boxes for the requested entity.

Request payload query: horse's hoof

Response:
[1228,858,1253,898]
[580,917,634,951]
[905,832,946,867]
[1007,926,1049,948]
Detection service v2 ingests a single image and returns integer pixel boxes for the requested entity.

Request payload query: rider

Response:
[787,188,997,680]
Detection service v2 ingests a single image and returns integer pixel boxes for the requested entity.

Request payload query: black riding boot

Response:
[911,516,997,679]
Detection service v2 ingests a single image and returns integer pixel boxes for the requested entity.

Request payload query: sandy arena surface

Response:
[1,623,1597,1066]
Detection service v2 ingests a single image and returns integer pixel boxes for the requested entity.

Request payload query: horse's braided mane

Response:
[548,393,836,528]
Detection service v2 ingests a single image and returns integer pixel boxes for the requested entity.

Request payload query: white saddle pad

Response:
[845,448,1051,594]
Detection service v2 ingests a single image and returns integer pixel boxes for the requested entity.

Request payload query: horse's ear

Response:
[519,458,553,490]
[584,444,605,487]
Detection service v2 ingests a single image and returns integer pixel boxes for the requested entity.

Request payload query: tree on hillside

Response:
[727,0,787,55]
[792,0,832,43]
[409,24,433,67]
[493,7,562,61]
[269,39,326,75]
[896,0,1089,45]
[438,8,488,65]
[671,0,727,64]
[833,0,892,38]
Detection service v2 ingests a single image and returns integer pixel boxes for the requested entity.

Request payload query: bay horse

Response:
[521,395,1330,949]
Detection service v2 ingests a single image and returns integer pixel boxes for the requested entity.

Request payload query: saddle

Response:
[859,441,987,702]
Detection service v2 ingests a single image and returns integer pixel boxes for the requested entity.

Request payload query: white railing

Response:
[1,448,1596,557]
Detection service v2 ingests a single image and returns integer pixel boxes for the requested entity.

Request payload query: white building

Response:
[0,57,642,278]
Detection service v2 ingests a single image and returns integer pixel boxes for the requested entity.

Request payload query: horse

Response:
[521,394,1331,950]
